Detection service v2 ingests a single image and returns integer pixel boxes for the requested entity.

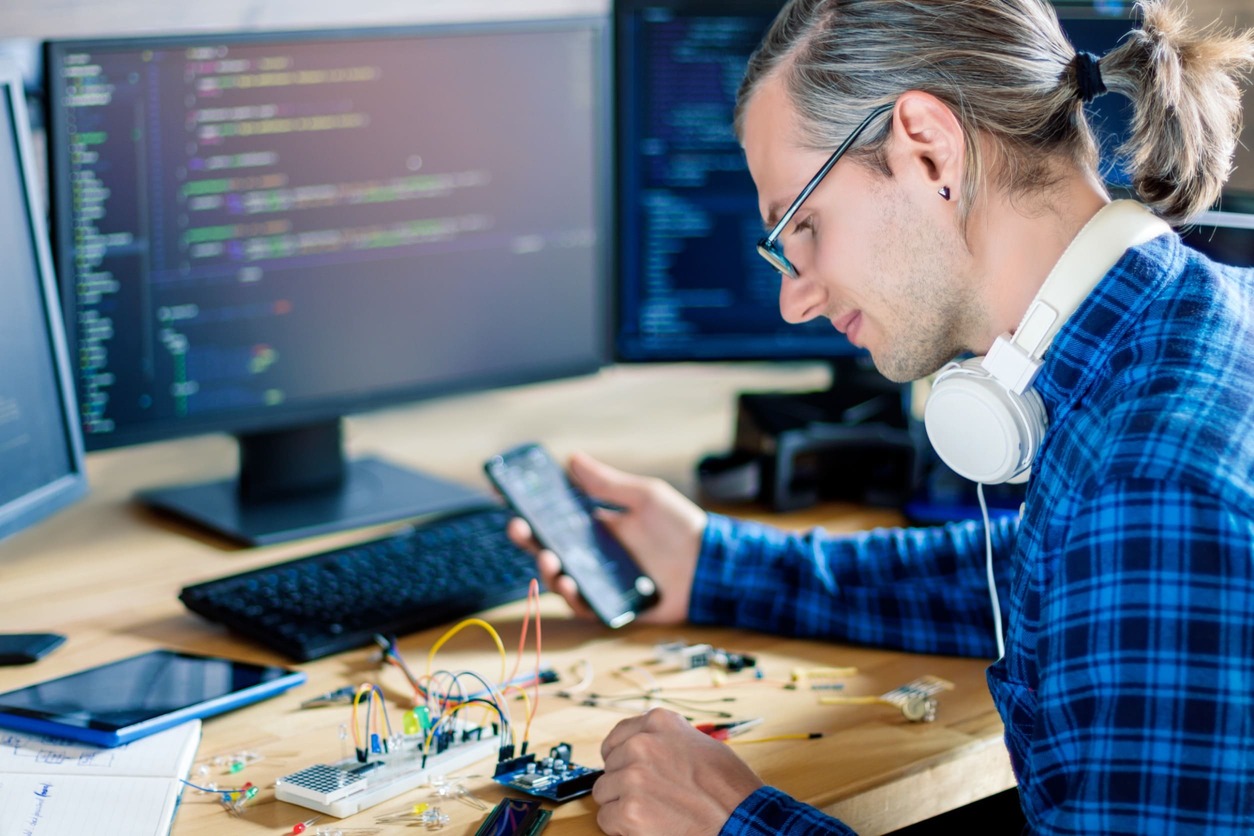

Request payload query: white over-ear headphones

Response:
[924,200,1170,485]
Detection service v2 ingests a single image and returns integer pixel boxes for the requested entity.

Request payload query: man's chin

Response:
[867,350,950,384]
[866,353,910,384]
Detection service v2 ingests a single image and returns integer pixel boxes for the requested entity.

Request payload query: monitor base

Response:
[140,456,492,546]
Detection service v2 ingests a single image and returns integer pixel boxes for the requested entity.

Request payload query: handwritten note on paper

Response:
[0,775,179,836]
[0,721,199,778]
[0,722,199,836]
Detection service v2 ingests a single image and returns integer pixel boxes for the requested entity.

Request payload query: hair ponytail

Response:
[1100,1,1254,224]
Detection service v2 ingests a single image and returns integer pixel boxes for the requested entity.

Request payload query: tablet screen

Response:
[0,649,299,731]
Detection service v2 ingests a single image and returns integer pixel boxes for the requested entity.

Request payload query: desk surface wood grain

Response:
[0,363,1012,835]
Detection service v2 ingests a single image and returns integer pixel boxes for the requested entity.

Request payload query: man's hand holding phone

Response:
[494,449,705,626]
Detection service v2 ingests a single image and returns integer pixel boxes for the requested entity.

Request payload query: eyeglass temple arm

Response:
[762,102,896,246]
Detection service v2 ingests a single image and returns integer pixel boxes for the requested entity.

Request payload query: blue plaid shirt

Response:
[690,232,1254,834]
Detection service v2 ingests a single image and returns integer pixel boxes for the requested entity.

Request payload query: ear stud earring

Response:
[938,186,951,201]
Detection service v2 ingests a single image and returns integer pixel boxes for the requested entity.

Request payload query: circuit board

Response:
[492,743,602,803]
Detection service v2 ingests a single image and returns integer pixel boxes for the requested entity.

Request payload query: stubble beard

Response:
[862,197,977,383]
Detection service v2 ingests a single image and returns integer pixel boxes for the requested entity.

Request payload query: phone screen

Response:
[0,649,304,746]
[485,443,658,628]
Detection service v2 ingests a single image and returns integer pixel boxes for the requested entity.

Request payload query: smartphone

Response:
[485,443,658,628]
[0,648,306,747]
[0,632,66,665]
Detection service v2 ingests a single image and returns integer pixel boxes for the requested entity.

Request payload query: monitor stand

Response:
[139,419,492,546]
[698,356,921,512]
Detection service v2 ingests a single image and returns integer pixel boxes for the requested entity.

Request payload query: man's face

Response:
[741,76,977,383]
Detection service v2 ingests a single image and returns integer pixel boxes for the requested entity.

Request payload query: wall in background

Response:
[1,1,607,38]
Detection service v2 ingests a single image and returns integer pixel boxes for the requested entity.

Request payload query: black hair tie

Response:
[1073,51,1107,103]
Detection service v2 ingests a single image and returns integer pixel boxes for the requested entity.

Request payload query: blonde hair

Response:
[735,0,1254,226]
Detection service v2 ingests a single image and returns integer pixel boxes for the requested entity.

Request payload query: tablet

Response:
[0,648,306,747]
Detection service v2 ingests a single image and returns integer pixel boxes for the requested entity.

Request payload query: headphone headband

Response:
[924,200,1170,484]
[982,201,1170,395]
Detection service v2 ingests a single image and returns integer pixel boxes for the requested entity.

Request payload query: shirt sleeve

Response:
[720,787,856,836]
[689,513,1018,658]
[1024,478,1254,833]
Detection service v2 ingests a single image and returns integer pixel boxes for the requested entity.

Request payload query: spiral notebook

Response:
[0,719,201,836]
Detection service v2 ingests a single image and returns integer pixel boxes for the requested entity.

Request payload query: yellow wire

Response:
[426,618,508,688]
[351,682,376,752]
[818,695,890,706]
[730,733,823,745]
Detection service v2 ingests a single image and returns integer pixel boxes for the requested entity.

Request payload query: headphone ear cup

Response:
[924,359,1046,484]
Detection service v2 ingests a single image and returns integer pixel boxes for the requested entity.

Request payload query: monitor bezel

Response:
[43,17,614,453]
[0,61,88,542]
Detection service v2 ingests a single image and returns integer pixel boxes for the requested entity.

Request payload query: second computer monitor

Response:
[613,0,861,363]
[45,18,611,544]
[613,0,1254,373]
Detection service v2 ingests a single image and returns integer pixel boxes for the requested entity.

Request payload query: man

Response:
[511,0,1254,832]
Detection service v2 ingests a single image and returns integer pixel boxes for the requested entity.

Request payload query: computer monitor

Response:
[0,63,88,544]
[613,0,1252,371]
[614,0,863,366]
[44,18,610,545]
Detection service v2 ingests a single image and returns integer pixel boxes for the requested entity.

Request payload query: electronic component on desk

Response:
[493,743,602,802]
[475,797,552,836]
[881,675,954,722]
[301,685,359,709]
[820,674,955,723]
[653,641,713,670]
[712,648,757,673]
[653,641,757,673]
[275,726,501,817]
[694,718,762,740]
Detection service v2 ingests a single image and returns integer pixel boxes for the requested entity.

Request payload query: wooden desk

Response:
[0,363,1013,835]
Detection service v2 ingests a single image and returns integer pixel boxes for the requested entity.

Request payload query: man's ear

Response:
[887,90,965,198]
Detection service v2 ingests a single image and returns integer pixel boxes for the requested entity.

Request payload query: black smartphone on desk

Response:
[485,443,658,628]
[0,632,65,665]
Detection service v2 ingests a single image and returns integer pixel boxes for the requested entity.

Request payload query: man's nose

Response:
[778,271,825,324]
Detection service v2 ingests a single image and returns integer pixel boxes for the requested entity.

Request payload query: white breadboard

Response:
[275,733,501,818]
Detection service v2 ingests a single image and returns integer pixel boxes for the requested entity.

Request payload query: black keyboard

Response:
[179,505,538,661]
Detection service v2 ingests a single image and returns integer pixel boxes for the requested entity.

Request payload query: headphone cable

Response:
[977,482,1006,660]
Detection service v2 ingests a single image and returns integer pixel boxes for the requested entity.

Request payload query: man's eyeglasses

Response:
[756,102,895,278]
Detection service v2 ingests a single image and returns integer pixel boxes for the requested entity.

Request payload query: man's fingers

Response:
[533,549,596,619]
[506,516,536,551]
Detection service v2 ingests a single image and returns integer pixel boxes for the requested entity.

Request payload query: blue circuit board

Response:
[492,743,602,802]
